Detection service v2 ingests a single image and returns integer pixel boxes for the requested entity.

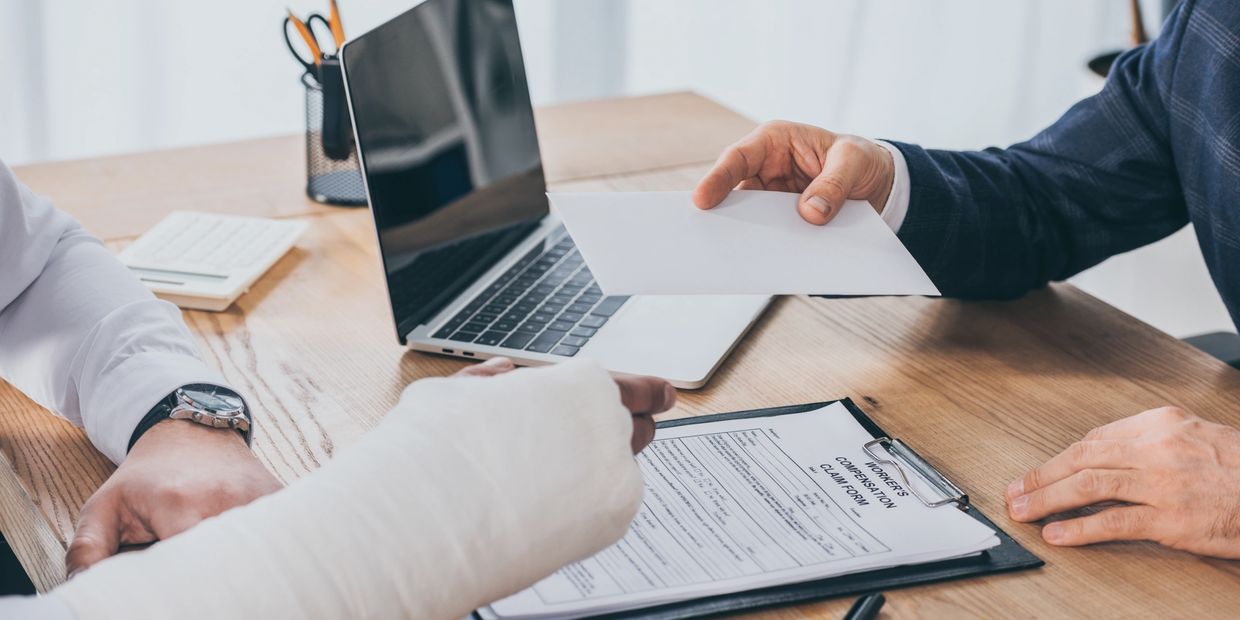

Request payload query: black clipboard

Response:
[598,399,1042,620]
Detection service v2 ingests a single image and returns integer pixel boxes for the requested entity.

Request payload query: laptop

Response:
[340,0,770,388]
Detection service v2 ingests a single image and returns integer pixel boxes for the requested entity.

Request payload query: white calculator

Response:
[120,211,309,312]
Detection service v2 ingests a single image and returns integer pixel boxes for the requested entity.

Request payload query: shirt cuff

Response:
[82,352,230,465]
[873,140,911,233]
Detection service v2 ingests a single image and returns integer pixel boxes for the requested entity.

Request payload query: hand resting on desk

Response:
[66,420,282,577]
[1006,407,1240,558]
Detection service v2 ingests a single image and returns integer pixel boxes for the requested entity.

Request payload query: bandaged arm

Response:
[10,360,643,619]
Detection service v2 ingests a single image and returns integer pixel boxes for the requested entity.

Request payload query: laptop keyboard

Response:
[431,229,628,357]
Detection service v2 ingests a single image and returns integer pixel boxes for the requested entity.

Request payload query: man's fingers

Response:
[613,375,673,452]
[692,132,768,210]
[1008,468,1141,522]
[1040,505,1158,547]
[614,375,677,417]
[631,414,656,454]
[66,500,123,578]
[798,141,867,225]
[453,357,516,378]
[1006,439,1132,500]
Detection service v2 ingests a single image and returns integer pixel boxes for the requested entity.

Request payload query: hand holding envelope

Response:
[548,190,940,297]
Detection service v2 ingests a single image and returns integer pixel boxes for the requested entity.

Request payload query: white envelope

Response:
[549,190,940,297]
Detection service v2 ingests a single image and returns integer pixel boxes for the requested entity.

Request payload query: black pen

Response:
[843,592,886,620]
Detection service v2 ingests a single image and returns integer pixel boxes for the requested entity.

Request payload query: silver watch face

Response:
[181,386,245,415]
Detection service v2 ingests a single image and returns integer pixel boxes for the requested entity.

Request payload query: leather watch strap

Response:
[127,391,179,454]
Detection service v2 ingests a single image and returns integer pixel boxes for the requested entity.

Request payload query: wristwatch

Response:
[128,384,253,452]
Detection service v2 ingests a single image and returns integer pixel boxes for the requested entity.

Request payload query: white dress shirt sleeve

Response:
[873,140,911,233]
[0,160,228,464]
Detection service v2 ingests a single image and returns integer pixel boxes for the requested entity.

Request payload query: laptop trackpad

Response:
[582,295,769,388]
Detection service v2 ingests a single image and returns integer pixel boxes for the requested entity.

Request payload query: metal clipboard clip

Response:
[863,437,970,511]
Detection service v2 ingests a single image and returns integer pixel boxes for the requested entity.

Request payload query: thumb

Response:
[66,497,123,578]
[798,142,870,226]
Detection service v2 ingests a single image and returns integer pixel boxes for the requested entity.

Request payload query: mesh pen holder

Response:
[302,71,367,206]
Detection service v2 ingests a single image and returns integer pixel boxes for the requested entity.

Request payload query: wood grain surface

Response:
[5,92,1240,617]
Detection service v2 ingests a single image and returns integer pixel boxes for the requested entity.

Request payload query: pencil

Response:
[328,0,346,47]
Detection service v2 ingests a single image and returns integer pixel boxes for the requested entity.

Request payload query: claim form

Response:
[479,402,998,619]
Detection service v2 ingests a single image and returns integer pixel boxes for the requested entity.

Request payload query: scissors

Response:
[283,11,337,77]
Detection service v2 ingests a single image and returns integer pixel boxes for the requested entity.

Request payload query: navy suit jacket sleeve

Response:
[890,3,1194,300]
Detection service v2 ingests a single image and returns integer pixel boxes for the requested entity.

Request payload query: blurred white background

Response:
[0,0,1231,338]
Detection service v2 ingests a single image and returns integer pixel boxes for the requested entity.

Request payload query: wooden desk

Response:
[6,92,1240,617]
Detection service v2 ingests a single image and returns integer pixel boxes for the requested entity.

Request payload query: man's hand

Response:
[455,357,676,453]
[1006,406,1240,558]
[692,121,895,225]
[67,421,282,577]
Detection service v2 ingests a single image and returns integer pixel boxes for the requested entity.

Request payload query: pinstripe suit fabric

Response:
[891,0,1239,330]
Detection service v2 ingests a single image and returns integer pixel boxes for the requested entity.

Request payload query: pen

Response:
[328,0,347,47]
[843,592,885,620]
[286,8,323,67]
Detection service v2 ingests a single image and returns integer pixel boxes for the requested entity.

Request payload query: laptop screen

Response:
[342,0,547,342]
